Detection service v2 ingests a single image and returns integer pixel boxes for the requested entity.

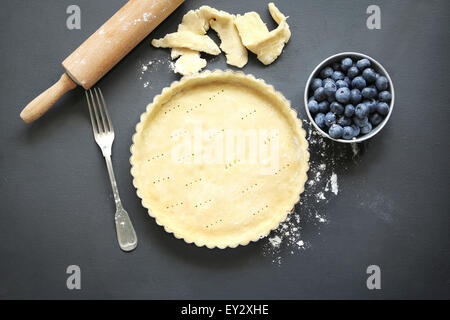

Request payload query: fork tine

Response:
[94,88,109,133]
[89,89,104,134]
[85,90,99,135]
[97,88,113,132]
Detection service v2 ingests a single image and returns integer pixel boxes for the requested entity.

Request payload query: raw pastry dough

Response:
[233,12,269,46]
[130,71,309,248]
[178,8,210,34]
[151,3,290,75]
[168,9,210,75]
[174,51,207,75]
[170,47,193,60]
[151,31,221,55]
[235,2,291,65]
[169,7,211,71]
[209,10,248,68]
[268,2,286,24]
[153,6,248,75]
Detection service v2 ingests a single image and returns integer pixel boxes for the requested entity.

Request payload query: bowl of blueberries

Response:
[304,52,394,142]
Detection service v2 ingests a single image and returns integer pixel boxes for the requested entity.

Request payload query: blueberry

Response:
[308,99,319,114]
[344,104,355,117]
[361,86,378,99]
[320,67,334,79]
[347,66,359,79]
[311,78,323,92]
[379,90,392,102]
[351,76,366,90]
[370,113,383,126]
[342,126,354,140]
[337,116,352,127]
[324,81,337,97]
[355,103,369,119]
[318,101,329,113]
[335,87,351,104]
[376,102,390,116]
[356,58,371,70]
[335,80,348,89]
[351,124,361,137]
[332,62,341,71]
[341,58,353,71]
[332,71,345,81]
[314,87,326,102]
[324,112,336,127]
[344,77,351,86]
[330,101,344,115]
[364,99,377,113]
[350,89,362,104]
[314,113,326,128]
[362,68,377,83]
[322,78,335,86]
[327,95,336,103]
[360,122,373,135]
[328,124,344,139]
[353,116,369,127]
[376,76,389,91]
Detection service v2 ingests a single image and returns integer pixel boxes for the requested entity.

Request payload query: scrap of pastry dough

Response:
[151,3,290,75]
[151,31,221,55]
[235,3,291,65]
[169,7,211,75]
[173,50,207,75]
[152,6,247,75]
[208,9,248,68]
[168,8,211,76]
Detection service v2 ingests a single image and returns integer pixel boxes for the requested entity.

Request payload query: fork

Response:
[85,88,137,252]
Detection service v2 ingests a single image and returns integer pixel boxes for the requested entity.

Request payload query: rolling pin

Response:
[20,0,185,123]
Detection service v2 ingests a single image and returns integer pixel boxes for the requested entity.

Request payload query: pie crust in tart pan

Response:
[130,70,309,248]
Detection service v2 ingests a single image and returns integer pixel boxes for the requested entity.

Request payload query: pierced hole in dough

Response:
[152,176,171,184]
[251,204,269,216]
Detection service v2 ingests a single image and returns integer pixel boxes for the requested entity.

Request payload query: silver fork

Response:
[85,88,137,252]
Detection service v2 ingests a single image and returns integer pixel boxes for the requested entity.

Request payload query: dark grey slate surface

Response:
[0,0,449,299]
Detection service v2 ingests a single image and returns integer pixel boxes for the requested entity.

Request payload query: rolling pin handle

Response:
[20,73,77,123]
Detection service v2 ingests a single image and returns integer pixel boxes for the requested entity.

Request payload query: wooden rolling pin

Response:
[20,0,184,123]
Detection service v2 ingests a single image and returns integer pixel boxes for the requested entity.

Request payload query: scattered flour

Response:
[168,61,176,72]
[143,12,156,22]
[351,143,359,157]
[262,119,353,265]
[138,58,177,87]
[268,235,282,248]
[330,173,338,195]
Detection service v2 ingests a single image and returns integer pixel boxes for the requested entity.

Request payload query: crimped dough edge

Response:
[130,70,309,249]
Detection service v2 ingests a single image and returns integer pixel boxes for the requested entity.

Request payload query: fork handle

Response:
[105,155,137,251]
[105,154,121,207]
[20,73,77,123]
